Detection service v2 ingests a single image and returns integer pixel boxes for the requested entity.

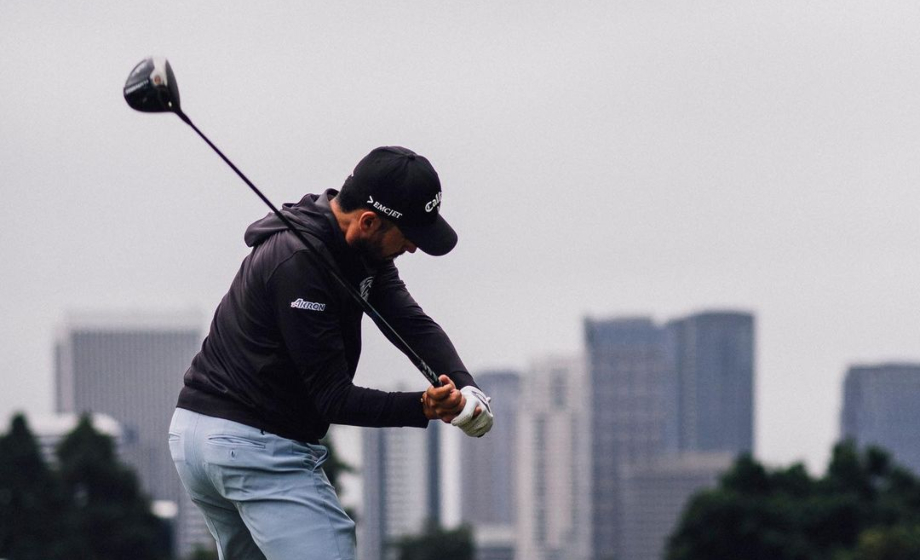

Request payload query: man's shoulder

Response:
[255,230,331,273]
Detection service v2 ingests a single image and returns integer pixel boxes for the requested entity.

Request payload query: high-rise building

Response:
[665,312,755,454]
[360,423,440,560]
[618,453,733,560]
[585,317,670,560]
[54,311,211,558]
[459,369,521,560]
[841,363,920,475]
[516,357,590,560]
[585,311,754,560]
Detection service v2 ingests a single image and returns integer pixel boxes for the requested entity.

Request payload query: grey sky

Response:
[2,0,919,478]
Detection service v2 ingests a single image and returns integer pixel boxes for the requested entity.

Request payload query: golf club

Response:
[123,56,442,388]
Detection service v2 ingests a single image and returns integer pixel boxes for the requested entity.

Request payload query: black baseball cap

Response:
[342,146,457,256]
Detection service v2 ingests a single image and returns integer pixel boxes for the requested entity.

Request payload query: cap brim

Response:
[399,214,457,256]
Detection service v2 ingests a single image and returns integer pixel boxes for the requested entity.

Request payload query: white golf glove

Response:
[451,386,494,437]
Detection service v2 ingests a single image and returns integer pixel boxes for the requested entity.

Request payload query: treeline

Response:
[0,413,170,560]
[668,442,920,560]
[0,412,473,560]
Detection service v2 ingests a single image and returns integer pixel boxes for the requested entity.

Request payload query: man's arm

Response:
[268,250,429,428]
[368,262,478,390]
[369,262,493,437]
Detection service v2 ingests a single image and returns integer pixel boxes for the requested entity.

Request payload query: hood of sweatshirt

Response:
[243,189,343,249]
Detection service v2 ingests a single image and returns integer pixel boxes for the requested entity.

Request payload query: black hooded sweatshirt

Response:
[177,189,475,443]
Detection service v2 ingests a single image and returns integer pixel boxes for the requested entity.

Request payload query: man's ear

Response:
[357,211,380,232]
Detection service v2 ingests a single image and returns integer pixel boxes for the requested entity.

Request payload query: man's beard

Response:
[352,237,395,265]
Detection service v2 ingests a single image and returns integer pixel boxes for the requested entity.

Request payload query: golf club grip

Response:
[176,111,443,388]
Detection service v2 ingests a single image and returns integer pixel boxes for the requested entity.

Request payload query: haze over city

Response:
[2,0,918,487]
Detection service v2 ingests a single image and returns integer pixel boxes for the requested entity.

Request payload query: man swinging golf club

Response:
[124,58,492,559]
[168,146,493,559]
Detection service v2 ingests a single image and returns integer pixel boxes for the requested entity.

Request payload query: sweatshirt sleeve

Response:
[368,261,478,390]
[267,250,429,428]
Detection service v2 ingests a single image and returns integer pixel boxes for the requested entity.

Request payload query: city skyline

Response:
[5,303,916,481]
[4,309,920,560]
[3,0,919,484]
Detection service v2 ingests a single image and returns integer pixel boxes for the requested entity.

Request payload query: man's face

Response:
[356,218,418,264]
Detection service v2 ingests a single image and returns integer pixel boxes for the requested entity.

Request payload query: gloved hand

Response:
[451,386,494,437]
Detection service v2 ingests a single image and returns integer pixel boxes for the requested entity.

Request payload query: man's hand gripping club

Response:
[422,375,494,438]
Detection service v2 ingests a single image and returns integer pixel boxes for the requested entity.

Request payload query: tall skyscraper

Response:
[585,317,670,560]
[585,311,755,560]
[360,423,440,560]
[54,311,210,558]
[841,363,920,475]
[515,357,591,560]
[618,453,733,560]
[459,369,521,560]
[665,312,755,454]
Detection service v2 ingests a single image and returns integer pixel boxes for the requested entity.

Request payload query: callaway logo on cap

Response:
[343,146,457,256]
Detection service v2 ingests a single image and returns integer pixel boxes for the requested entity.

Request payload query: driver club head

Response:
[124,57,181,114]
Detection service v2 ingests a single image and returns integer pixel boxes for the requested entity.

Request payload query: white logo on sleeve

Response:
[290,298,326,311]
[359,276,374,301]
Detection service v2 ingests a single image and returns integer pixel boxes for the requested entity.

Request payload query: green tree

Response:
[0,414,70,560]
[667,443,920,560]
[56,414,170,560]
[184,544,219,560]
[666,459,818,560]
[390,520,474,560]
[843,525,920,560]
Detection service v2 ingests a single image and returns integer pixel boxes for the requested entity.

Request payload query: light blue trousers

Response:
[168,408,356,560]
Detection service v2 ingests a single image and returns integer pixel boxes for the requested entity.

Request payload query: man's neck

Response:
[330,197,365,247]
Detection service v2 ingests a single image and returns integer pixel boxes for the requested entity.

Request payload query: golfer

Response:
[168,146,492,560]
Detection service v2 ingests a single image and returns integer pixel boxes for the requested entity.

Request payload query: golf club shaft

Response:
[175,109,443,388]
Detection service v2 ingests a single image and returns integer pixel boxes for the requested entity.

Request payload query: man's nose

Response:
[406,241,418,254]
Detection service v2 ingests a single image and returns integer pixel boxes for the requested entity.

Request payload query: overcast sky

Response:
[2,0,919,489]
